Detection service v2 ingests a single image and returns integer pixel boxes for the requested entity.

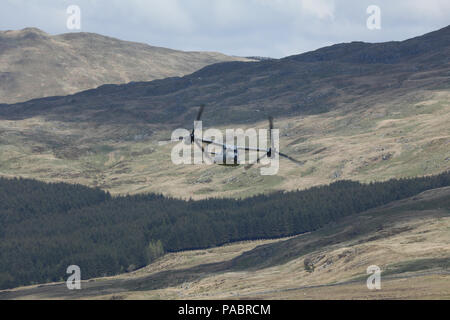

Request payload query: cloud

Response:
[301,0,335,20]
[0,0,448,58]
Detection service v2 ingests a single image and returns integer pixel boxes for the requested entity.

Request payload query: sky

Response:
[1,0,449,58]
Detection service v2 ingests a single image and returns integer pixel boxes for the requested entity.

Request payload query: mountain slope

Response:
[1,25,448,126]
[2,186,448,300]
[0,26,448,198]
[289,25,450,64]
[0,28,252,104]
[2,173,448,290]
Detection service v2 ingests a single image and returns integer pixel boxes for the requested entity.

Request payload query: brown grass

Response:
[2,188,448,300]
[0,90,448,199]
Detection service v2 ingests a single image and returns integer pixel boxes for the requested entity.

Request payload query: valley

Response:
[0,89,448,199]
[1,26,449,199]
[0,24,449,301]
[2,186,448,300]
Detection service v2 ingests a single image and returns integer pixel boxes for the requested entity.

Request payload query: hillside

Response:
[0,28,252,104]
[1,25,449,124]
[1,185,448,300]
[0,26,448,198]
[0,173,448,290]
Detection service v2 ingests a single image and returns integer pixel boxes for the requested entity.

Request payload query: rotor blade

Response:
[202,139,268,153]
[191,104,205,138]
[245,152,268,170]
[236,145,270,152]
[277,152,305,165]
[194,140,213,161]
[197,137,226,149]
[268,116,274,151]
[191,104,206,139]
[196,104,205,121]
[164,136,189,144]
[194,139,206,153]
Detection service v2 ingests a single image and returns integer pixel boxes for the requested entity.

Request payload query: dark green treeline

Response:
[1,172,449,289]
